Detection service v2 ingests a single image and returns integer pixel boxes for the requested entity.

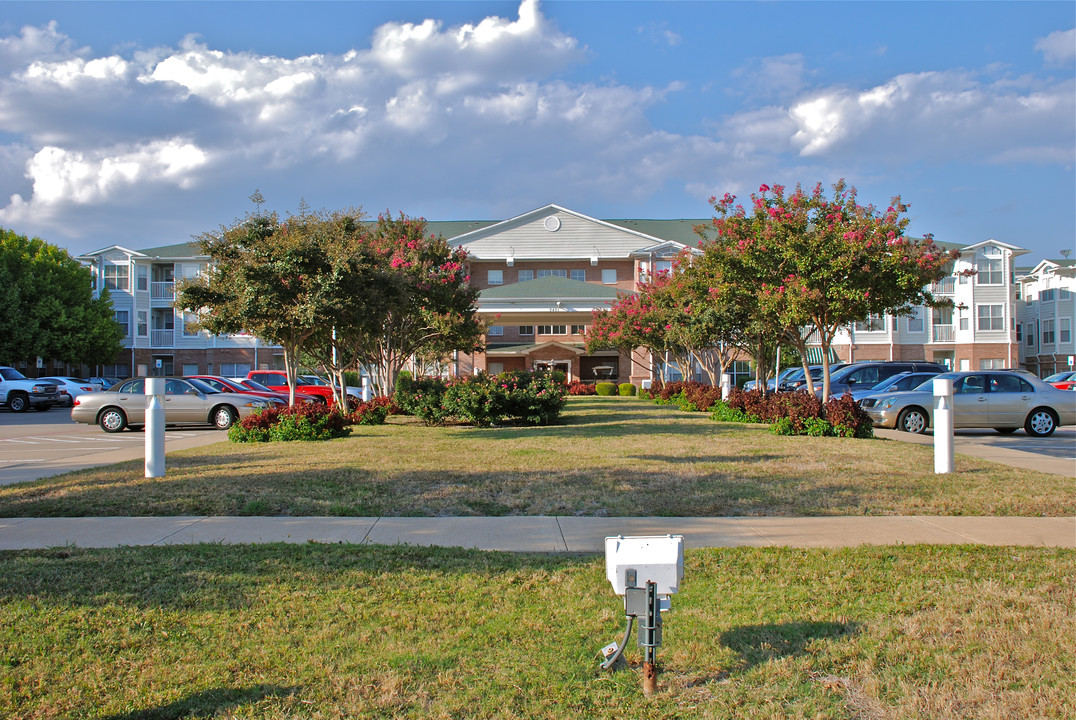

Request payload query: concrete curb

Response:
[1,515,1072,552]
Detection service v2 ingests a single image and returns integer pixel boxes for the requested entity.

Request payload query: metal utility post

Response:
[640,581,661,696]
[720,373,731,401]
[145,377,165,478]
[934,377,954,474]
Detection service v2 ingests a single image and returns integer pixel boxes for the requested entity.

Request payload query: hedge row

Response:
[395,370,567,427]
[644,382,873,439]
[228,397,395,442]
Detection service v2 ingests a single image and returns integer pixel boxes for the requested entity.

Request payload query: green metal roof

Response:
[138,242,209,259]
[480,276,627,301]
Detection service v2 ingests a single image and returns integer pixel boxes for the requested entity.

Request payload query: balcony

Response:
[151,282,175,300]
[151,329,174,347]
[931,277,956,295]
[932,324,954,343]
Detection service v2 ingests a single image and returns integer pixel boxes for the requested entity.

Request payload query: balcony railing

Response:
[151,329,174,347]
[931,277,956,295]
[151,282,175,300]
[932,324,954,343]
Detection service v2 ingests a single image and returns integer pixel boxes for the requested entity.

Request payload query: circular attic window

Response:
[543,216,561,232]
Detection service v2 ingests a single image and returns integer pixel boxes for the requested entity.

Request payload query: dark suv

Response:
[817,361,947,397]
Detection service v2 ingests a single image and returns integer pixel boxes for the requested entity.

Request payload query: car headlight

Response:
[245,400,269,408]
[880,397,898,409]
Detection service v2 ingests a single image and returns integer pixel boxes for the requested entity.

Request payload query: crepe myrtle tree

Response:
[586,283,689,382]
[350,212,484,397]
[177,200,367,407]
[700,180,955,401]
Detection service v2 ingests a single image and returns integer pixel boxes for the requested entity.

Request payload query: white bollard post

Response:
[720,373,732,401]
[933,378,954,474]
[145,377,166,478]
[361,376,371,402]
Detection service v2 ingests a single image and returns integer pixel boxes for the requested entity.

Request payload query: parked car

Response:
[187,375,317,406]
[744,367,799,392]
[1043,371,1076,391]
[71,377,273,432]
[89,377,120,389]
[0,366,61,411]
[231,378,322,404]
[38,377,103,407]
[862,370,1076,437]
[779,363,848,392]
[246,370,361,408]
[815,361,947,398]
[853,372,942,407]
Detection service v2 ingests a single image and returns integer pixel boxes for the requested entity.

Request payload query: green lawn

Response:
[0,543,1071,719]
[0,398,1070,518]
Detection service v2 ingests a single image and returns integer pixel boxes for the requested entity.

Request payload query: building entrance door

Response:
[533,360,571,381]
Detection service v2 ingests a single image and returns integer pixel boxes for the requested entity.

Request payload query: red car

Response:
[246,370,360,408]
[186,375,316,406]
[1044,370,1076,391]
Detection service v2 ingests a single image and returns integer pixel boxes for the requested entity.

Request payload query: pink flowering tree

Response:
[349,212,483,396]
[698,180,955,400]
[586,285,682,379]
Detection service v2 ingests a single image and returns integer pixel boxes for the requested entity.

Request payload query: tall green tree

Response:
[699,181,955,400]
[177,204,366,406]
[0,228,123,368]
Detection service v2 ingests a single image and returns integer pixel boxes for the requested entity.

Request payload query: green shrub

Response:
[595,382,617,396]
[710,401,762,424]
[618,383,636,397]
[803,417,834,437]
[394,375,451,425]
[770,417,795,435]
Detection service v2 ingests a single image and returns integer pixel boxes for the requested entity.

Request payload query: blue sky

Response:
[0,1,1072,264]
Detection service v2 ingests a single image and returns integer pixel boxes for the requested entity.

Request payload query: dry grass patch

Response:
[0,398,1070,517]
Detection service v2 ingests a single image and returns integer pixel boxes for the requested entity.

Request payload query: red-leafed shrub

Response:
[229,403,351,442]
[567,381,597,396]
[823,393,875,438]
[346,396,395,426]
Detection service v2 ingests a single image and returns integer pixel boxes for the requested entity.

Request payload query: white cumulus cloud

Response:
[1035,28,1076,66]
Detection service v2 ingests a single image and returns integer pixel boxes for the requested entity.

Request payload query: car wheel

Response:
[8,392,29,413]
[897,407,928,434]
[1024,408,1058,438]
[212,405,237,430]
[995,427,1018,435]
[99,407,128,433]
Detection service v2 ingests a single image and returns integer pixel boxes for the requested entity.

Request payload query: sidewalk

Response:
[1,515,1072,552]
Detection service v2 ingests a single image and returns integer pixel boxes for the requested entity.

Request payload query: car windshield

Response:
[0,368,27,381]
[242,379,273,392]
[299,375,329,386]
[186,378,221,394]
[1044,371,1072,382]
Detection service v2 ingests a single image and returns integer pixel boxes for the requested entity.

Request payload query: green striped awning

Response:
[803,347,842,364]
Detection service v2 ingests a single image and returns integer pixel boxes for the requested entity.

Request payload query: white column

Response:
[933,378,954,474]
[145,377,166,478]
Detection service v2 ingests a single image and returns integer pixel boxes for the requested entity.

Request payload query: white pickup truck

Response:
[0,366,61,412]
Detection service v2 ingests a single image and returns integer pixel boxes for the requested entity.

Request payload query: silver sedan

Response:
[863,371,1076,437]
[71,377,274,432]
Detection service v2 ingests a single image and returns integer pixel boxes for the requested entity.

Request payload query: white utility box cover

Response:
[605,535,684,596]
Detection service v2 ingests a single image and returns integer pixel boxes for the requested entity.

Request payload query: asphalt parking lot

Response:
[0,408,226,486]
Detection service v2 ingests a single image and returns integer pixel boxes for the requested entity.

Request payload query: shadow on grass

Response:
[0,543,596,611]
[720,620,861,671]
[630,454,786,465]
[99,684,299,719]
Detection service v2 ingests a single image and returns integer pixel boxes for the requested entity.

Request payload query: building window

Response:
[571,324,587,335]
[976,257,1002,285]
[488,362,504,375]
[907,308,924,333]
[855,314,886,332]
[219,363,250,377]
[487,270,503,286]
[1026,324,1035,346]
[655,260,673,276]
[1016,324,1022,342]
[1042,320,1055,345]
[487,325,503,336]
[537,269,567,278]
[183,313,200,337]
[959,317,969,331]
[1061,319,1071,344]
[137,311,148,337]
[601,268,617,284]
[136,265,148,291]
[537,325,566,335]
[518,269,534,282]
[980,359,1005,370]
[518,326,534,336]
[1040,288,1055,302]
[1060,288,1072,299]
[570,269,586,282]
[104,265,129,290]
[976,304,1004,331]
[113,310,129,336]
